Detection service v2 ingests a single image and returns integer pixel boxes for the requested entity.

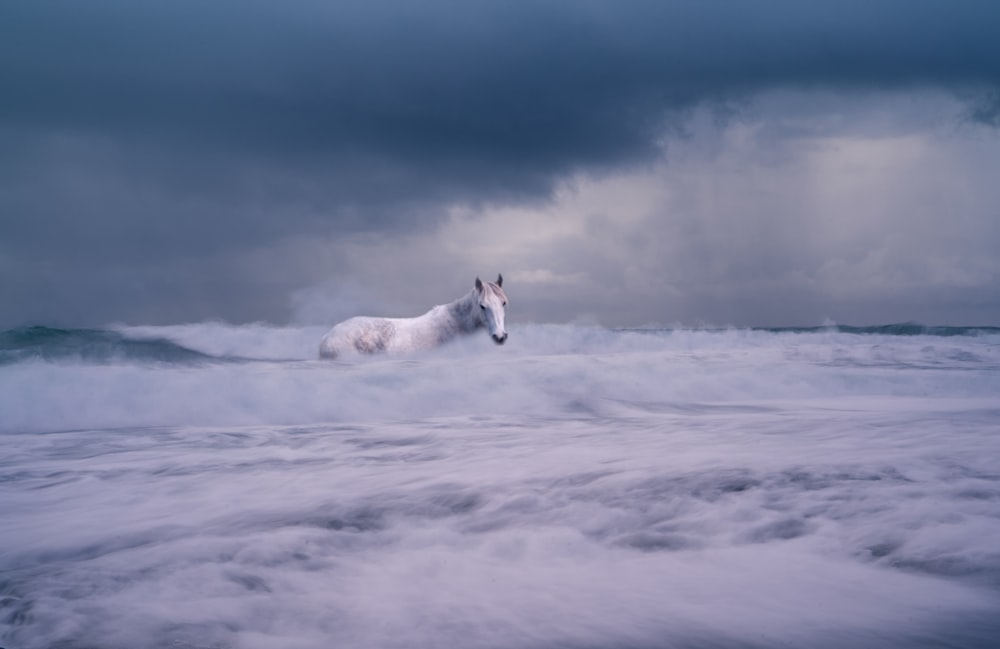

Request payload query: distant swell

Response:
[0,326,217,365]
[606,323,1000,338]
[764,323,1000,337]
[612,323,1000,337]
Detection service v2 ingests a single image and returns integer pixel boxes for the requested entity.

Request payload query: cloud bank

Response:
[1,0,999,326]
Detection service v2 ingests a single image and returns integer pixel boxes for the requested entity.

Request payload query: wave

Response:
[760,323,1000,337]
[614,322,1000,337]
[0,326,218,365]
[1,321,997,367]
[2,321,998,435]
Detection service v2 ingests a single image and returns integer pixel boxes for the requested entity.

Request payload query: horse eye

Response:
[503,302,507,306]
[480,304,486,310]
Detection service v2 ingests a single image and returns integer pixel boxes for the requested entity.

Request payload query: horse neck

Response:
[442,290,483,332]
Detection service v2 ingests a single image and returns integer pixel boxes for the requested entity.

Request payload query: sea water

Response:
[1,323,999,648]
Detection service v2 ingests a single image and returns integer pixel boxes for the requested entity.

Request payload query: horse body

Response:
[319,275,507,359]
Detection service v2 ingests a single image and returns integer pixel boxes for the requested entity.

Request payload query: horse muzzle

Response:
[492,333,508,345]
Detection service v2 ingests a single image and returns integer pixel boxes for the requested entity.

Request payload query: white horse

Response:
[319,275,508,359]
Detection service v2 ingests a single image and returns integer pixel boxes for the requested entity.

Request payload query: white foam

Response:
[2,324,998,434]
[2,324,999,648]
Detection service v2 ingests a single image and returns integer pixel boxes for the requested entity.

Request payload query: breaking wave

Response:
[0,326,217,365]
[1,322,997,368]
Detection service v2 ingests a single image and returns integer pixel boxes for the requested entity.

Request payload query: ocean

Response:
[2,322,999,649]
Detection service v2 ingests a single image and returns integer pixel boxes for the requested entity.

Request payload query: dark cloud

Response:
[1,0,999,326]
[5,1,999,180]
[966,89,1000,126]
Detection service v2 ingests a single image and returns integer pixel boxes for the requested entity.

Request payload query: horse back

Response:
[319,316,397,358]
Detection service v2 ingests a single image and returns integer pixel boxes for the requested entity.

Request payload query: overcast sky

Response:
[2,0,999,328]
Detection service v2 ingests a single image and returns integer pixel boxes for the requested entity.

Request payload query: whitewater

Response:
[2,322,999,649]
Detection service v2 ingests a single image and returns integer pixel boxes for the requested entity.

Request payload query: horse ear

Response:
[496,273,503,287]
[475,277,483,292]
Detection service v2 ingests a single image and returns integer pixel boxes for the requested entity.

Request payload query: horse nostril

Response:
[493,333,507,345]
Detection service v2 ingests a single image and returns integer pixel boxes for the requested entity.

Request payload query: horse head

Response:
[475,274,508,344]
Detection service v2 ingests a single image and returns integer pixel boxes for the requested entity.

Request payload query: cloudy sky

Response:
[2,0,999,328]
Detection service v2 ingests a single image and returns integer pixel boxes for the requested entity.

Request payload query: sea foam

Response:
[2,323,999,648]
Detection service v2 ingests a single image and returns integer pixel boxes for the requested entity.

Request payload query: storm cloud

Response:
[2,0,999,326]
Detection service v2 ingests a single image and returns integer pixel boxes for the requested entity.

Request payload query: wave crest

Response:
[0,326,215,365]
